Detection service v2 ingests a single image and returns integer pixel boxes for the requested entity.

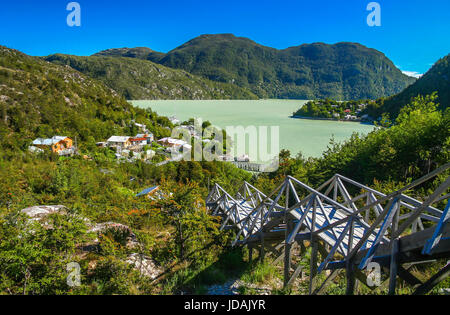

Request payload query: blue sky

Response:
[1,0,449,75]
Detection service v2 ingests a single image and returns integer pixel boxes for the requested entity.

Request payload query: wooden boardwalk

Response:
[206,163,450,295]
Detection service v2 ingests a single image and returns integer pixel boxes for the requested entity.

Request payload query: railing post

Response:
[346,257,356,295]
[388,238,400,295]
[309,236,318,295]
[260,206,265,262]
[248,245,253,262]
[284,179,292,288]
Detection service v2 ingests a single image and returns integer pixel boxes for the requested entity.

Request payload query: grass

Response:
[241,261,278,285]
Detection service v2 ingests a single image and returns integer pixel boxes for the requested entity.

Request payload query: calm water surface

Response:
[131,100,375,160]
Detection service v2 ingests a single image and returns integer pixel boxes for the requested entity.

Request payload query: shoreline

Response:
[291,115,374,125]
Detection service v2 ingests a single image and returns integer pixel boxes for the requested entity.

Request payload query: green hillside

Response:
[44,54,257,100]
[95,34,416,100]
[365,54,450,119]
[93,47,165,62]
[0,46,172,152]
[93,47,166,62]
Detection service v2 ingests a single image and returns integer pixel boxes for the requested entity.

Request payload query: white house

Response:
[235,155,250,162]
[130,134,154,147]
[107,136,131,149]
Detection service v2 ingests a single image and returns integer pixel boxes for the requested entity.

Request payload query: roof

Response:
[136,133,153,138]
[107,136,130,143]
[136,186,159,197]
[32,136,69,146]
[158,138,187,146]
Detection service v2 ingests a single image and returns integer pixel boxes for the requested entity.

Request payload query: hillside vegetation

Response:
[44,54,258,100]
[0,46,174,154]
[364,54,450,119]
[95,34,416,100]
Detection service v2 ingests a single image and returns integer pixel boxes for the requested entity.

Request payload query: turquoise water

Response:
[131,100,375,160]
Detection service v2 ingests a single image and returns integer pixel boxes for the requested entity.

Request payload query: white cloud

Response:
[401,70,423,79]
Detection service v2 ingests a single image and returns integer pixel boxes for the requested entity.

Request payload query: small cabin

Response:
[32,136,74,156]
[107,136,131,149]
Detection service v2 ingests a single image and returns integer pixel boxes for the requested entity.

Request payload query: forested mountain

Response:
[0,46,172,152]
[93,47,166,62]
[95,34,416,100]
[44,54,257,100]
[365,54,450,119]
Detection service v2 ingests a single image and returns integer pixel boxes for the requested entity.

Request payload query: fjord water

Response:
[132,100,375,160]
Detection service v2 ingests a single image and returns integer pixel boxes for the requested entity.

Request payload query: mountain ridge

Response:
[94,33,416,100]
[44,53,258,100]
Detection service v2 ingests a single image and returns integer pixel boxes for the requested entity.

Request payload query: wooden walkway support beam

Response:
[413,262,450,295]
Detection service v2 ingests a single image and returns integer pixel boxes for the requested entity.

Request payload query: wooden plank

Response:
[337,177,358,212]
[318,220,352,273]
[286,263,304,288]
[397,266,422,287]
[359,198,399,269]
[313,270,340,295]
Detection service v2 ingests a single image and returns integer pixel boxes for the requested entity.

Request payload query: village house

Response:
[217,154,234,162]
[131,133,154,145]
[345,115,358,120]
[107,136,131,149]
[157,137,188,148]
[168,116,181,125]
[30,136,76,156]
[129,137,149,147]
[235,154,250,162]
